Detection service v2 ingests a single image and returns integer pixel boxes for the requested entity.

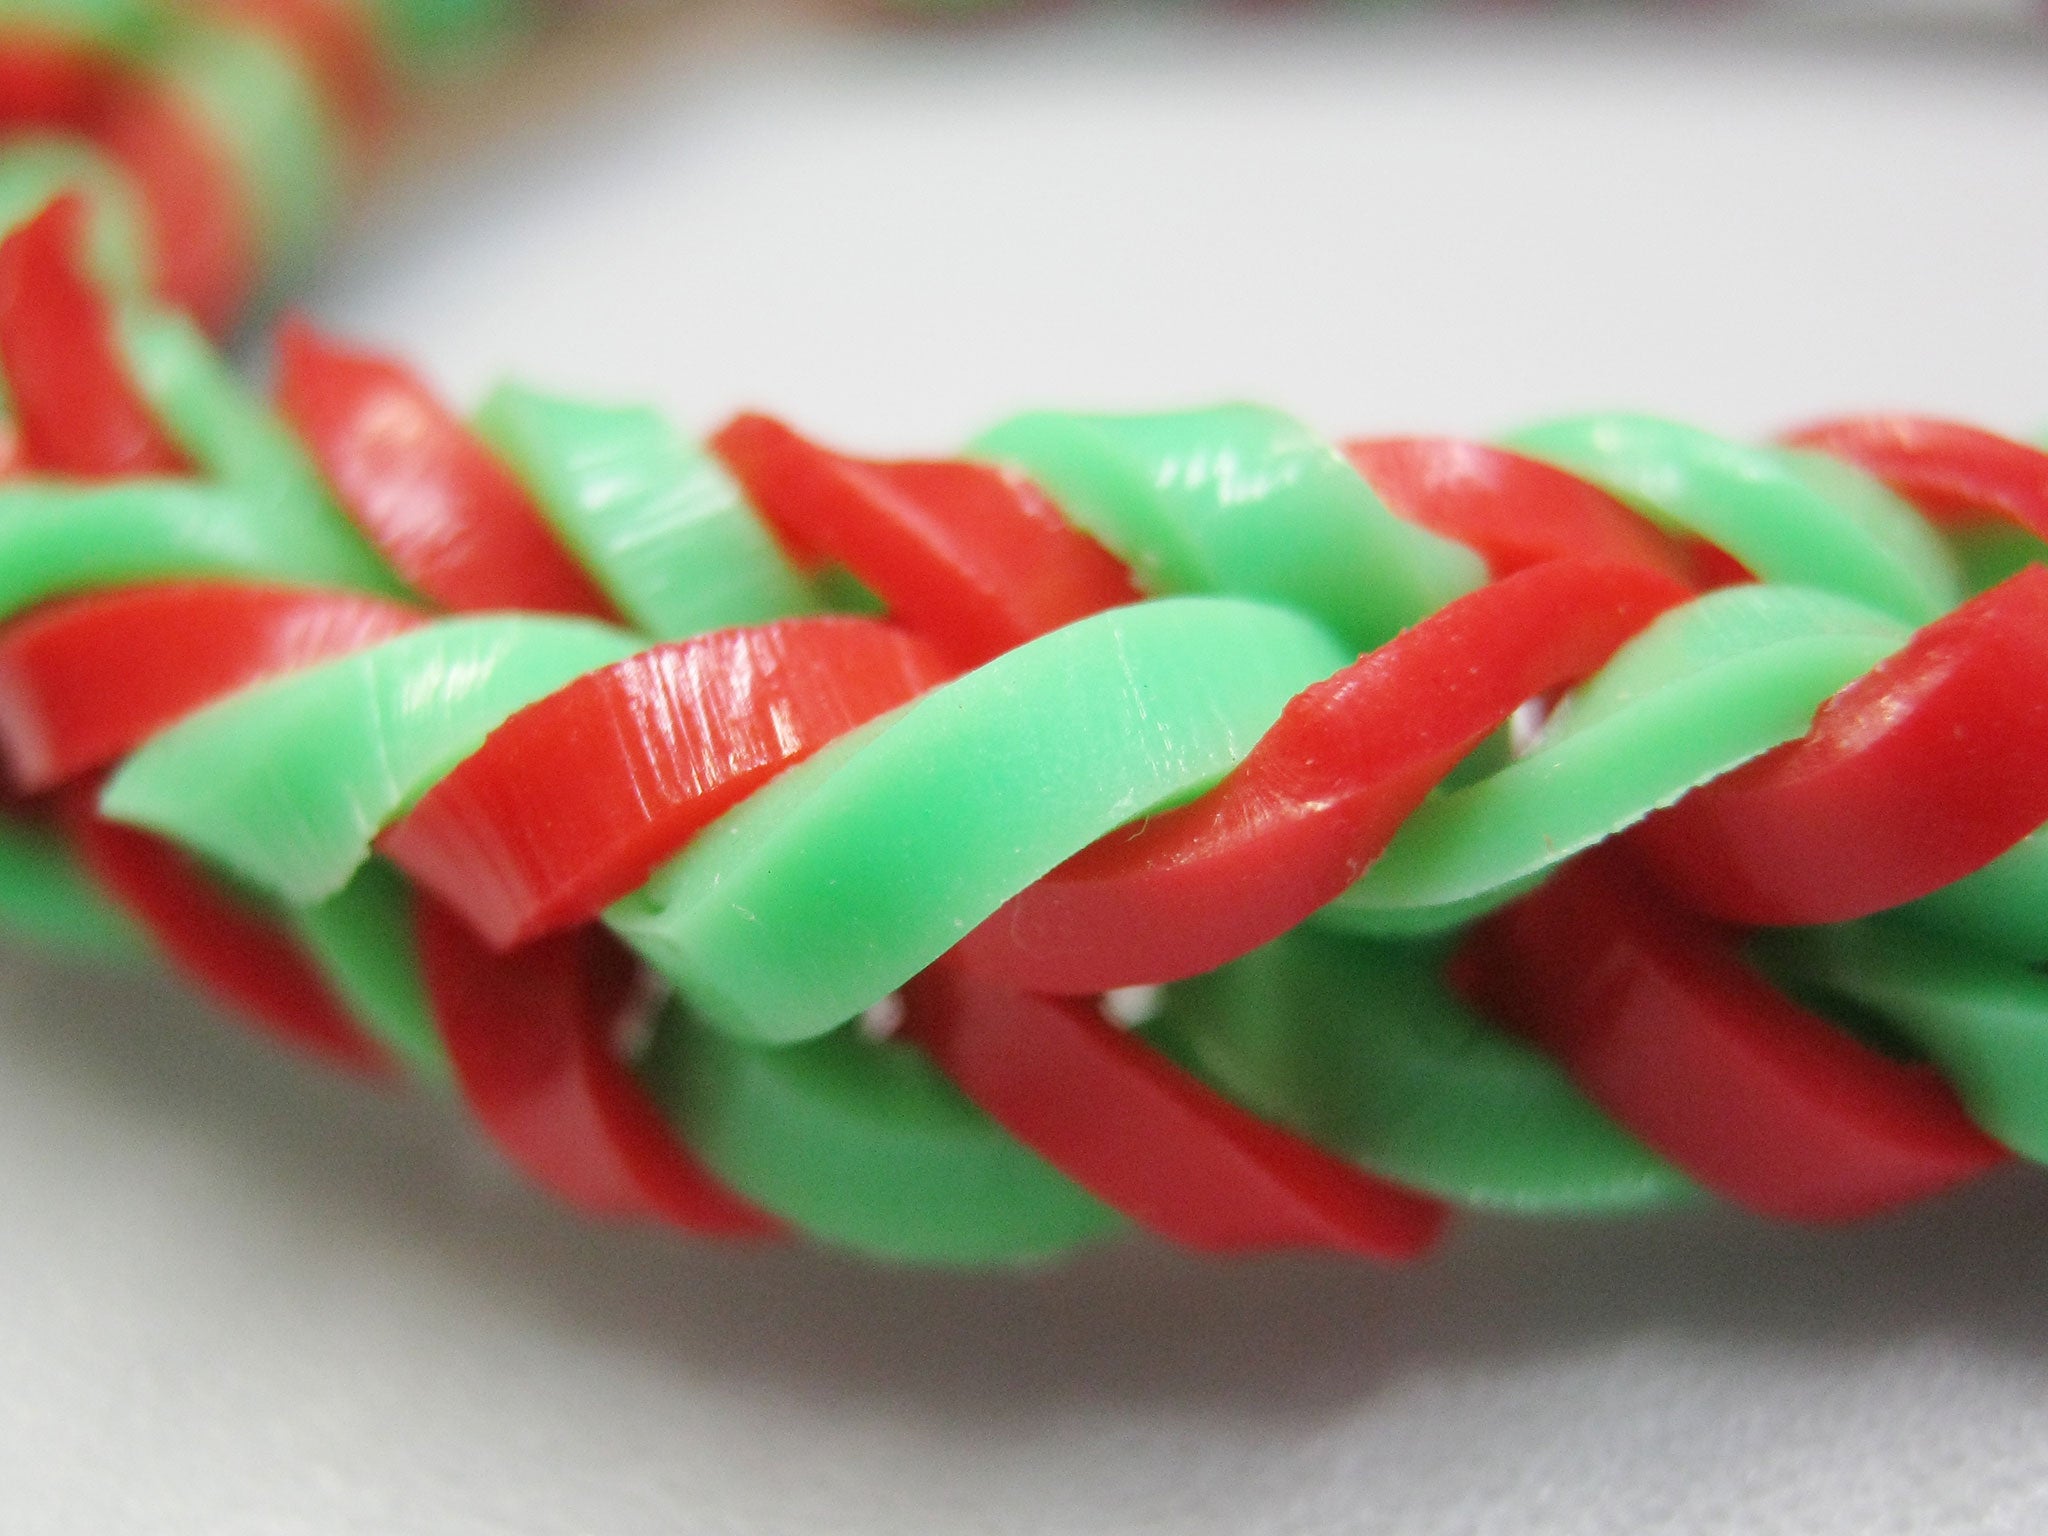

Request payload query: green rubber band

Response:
[120,309,408,598]
[0,479,393,627]
[972,405,1486,655]
[365,0,529,76]
[1758,919,2048,1163]
[475,384,821,640]
[0,136,153,296]
[101,615,641,906]
[290,858,448,1084]
[1506,413,1963,625]
[1324,584,1909,922]
[154,19,342,289]
[642,1005,1123,1265]
[1946,521,2048,596]
[1151,929,1698,1214]
[0,814,143,963]
[608,596,1354,1046]
[1900,831,2048,965]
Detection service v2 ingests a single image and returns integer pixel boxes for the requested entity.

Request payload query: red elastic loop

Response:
[275,319,623,619]
[902,963,1448,1259]
[60,783,391,1077]
[0,196,191,477]
[0,32,120,131]
[1455,846,2010,1222]
[1786,415,2048,537]
[712,412,1143,669]
[1345,436,1703,583]
[382,616,954,949]
[416,894,782,1237]
[1629,566,2048,926]
[951,559,1690,995]
[0,581,422,794]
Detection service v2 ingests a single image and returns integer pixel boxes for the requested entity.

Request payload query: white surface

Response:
[9,7,2048,1532]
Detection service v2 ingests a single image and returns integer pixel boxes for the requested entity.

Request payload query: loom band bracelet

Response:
[640,997,1126,1265]
[382,617,957,950]
[1147,926,1698,1215]
[416,895,783,1236]
[1316,582,1911,934]
[0,196,191,475]
[100,612,641,904]
[274,320,621,619]
[476,385,825,641]
[1625,567,2048,928]
[970,405,1487,655]
[0,581,423,792]
[1340,437,1703,584]
[1895,837,2048,967]
[1506,412,1964,626]
[605,595,1356,1047]
[1455,846,2011,1223]
[1752,918,2048,1165]
[711,413,1143,670]
[948,558,1692,997]
[58,783,393,1074]
[900,962,1452,1259]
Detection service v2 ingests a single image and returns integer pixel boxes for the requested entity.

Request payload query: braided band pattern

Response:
[5,198,2048,1263]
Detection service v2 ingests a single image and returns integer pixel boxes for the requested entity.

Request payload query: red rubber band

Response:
[276,319,623,619]
[0,581,422,794]
[0,196,191,477]
[383,615,952,948]
[713,413,1143,669]
[1629,566,2048,926]
[60,781,390,1076]
[417,894,782,1237]
[1455,846,2010,1222]
[903,962,1448,1259]
[1786,415,2048,536]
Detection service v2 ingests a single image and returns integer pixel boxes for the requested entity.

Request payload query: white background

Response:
[7,4,2048,1530]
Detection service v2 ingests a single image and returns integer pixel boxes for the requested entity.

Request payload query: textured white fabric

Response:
[7,8,2048,1530]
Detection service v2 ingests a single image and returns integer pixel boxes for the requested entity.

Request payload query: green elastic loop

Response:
[290,858,447,1084]
[0,0,161,52]
[366,0,530,75]
[1901,831,2048,965]
[1946,521,2048,596]
[1758,920,2048,1163]
[0,814,144,962]
[101,615,640,906]
[156,19,342,288]
[1151,929,1697,1214]
[0,137,153,297]
[475,384,820,640]
[972,405,1486,655]
[608,596,1354,1046]
[1323,584,1909,925]
[1506,413,1963,625]
[0,479,395,627]
[120,309,407,598]
[642,1006,1123,1265]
